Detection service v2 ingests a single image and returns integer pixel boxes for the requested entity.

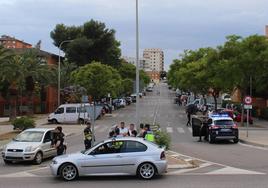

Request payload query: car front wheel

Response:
[233,137,239,144]
[137,162,156,180]
[33,152,43,165]
[60,163,78,181]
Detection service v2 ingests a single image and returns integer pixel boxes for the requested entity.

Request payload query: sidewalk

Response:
[238,118,268,147]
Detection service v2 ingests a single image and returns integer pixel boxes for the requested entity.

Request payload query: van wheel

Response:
[52,119,58,124]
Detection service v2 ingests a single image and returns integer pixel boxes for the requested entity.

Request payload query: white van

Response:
[48,103,91,124]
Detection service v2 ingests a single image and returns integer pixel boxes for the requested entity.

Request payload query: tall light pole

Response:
[135,0,140,127]
[58,40,73,106]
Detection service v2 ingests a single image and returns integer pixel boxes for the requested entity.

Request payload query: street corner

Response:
[239,131,268,148]
[166,150,198,170]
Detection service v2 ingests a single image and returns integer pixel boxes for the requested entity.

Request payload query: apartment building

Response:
[143,48,164,83]
[0,35,32,49]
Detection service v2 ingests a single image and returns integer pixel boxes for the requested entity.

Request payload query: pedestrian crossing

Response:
[93,124,192,135]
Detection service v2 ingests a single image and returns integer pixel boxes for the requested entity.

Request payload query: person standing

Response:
[128,123,137,137]
[119,121,128,137]
[84,121,93,150]
[53,126,65,156]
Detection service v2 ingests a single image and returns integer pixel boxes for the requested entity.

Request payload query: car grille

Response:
[5,156,23,160]
[7,149,23,152]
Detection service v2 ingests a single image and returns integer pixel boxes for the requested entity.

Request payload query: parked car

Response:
[235,113,253,124]
[146,87,153,92]
[50,137,167,181]
[125,97,132,105]
[2,128,57,164]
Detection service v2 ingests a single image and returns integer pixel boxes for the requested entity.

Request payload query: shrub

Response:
[154,130,171,150]
[12,116,36,130]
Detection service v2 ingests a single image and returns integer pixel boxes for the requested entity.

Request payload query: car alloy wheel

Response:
[61,163,78,181]
[34,152,43,165]
[138,163,155,179]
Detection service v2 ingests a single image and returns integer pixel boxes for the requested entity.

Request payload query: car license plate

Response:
[221,129,231,132]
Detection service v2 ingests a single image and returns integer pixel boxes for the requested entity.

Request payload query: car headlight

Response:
[25,146,38,152]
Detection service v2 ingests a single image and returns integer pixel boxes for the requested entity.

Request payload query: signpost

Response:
[244,96,252,137]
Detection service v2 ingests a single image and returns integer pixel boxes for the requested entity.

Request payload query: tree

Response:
[51,20,121,67]
[118,62,136,80]
[71,62,122,100]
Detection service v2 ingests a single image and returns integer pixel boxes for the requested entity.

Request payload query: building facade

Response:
[143,48,164,83]
[0,35,59,116]
[0,35,32,49]
[122,56,151,70]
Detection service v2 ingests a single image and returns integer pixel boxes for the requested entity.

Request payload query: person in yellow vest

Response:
[144,124,155,142]
[84,121,93,150]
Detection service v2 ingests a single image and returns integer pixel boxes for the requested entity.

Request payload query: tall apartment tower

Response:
[143,48,164,83]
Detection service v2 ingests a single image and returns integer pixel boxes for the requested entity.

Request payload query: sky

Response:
[1,0,268,70]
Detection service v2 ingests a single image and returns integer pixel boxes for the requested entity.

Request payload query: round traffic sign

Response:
[244,96,252,104]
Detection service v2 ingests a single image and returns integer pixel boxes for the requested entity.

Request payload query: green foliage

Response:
[118,62,136,80]
[12,116,36,130]
[139,70,150,85]
[168,35,268,103]
[154,131,171,150]
[50,19,121,67]
[71,62,122,99]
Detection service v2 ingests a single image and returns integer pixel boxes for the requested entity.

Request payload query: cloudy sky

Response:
[1,0,268,70]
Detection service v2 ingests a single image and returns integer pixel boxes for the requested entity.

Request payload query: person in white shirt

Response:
[119,121,128,136]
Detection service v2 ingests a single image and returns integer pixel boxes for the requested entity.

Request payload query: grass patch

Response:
[0,131,21,141]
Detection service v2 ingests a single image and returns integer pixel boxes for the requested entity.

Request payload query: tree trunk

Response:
[26,91,34,116]
[9,96,17,122]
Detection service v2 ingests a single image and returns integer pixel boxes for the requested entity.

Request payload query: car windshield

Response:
[13,131,44,142]
[215,120,234,126]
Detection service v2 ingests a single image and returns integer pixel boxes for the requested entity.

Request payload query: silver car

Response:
[1,128,57,164]
[50,137,167,181]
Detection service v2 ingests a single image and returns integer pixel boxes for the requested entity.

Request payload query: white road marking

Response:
[206,166,265,175]
[238,142,268,151]
[167,150,266,175]
[177,127,185,134]
[166,127,173,133]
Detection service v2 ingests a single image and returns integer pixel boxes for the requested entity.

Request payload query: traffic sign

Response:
[244,104,252,109]
[244,96,252,105]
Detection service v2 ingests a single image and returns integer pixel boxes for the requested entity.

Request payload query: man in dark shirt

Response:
[53,126,65,156]
[84,122,93,150]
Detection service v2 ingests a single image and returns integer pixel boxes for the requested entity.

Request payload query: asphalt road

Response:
[1,82,268,188]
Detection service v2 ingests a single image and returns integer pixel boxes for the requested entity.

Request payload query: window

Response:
[55,107,64,114]
[43,131,52,143]
[66,107,76,113]
[121,141,147,153]
[91,141,124,155]
[77,106,86,113]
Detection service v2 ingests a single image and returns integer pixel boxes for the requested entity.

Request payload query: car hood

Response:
[6,141,41,150]
[54,152,86,162]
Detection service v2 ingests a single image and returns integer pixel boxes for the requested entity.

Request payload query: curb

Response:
[239,139,268,148]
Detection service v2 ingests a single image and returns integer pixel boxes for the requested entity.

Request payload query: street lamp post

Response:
[58,40,73,106]
[135,0,140,128]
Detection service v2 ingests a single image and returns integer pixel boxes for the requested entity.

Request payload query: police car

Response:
[191,113,239,144]
[207,114,239,144]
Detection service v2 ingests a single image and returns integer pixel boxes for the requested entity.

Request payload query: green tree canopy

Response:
[50,19,121,67]
[71,62,122,100]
